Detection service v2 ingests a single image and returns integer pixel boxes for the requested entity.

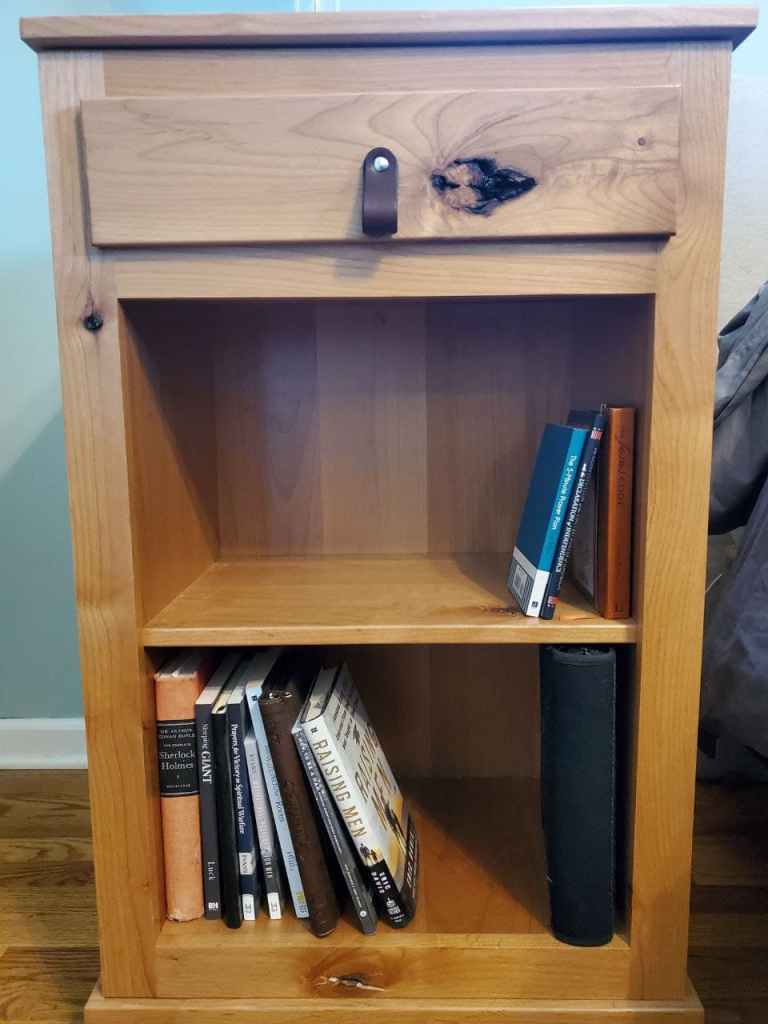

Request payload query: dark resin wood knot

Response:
[431,157,536,216]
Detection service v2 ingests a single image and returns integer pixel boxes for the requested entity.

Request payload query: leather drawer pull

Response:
[361,148,398,237]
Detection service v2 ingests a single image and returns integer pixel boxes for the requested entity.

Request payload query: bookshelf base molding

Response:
[84,984,705,1024]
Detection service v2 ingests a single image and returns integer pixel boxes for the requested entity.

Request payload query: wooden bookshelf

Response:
[23,7,756,1023]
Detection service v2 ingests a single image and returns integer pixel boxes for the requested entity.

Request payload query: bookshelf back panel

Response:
[213,296,650,557]
[335,644,541,779]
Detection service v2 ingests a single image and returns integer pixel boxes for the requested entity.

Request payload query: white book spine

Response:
[302,680,393,862]
[243,732,284,920]
[246,687,308,919]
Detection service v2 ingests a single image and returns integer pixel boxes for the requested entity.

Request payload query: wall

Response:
[1,0,765,718]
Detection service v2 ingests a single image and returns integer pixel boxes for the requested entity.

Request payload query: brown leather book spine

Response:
[597,407,635,619]
[155,654,215,922]
[260,689,339,938]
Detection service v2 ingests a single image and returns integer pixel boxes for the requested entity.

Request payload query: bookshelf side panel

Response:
[37,51,164,996]
[628,42,732,1000]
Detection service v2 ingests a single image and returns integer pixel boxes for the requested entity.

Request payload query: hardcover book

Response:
[539,645,616,946]
[194,651,243,920]
[260,652,339,938]
[301,663,418,929]
[243,729,285,919]
[508,423,588,617]
[226,666,261,921]
[570,407,635,618]
[212,671,245,929]
[154,650,216,922]
[293,669,378,935]
[244,648,309,920]
[541,408,607,619]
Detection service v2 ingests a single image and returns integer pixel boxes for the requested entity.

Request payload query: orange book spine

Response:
[597,407,635,620]
[155,654,215,922]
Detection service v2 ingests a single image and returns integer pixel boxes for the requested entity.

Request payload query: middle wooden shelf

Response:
[141,554,637,646]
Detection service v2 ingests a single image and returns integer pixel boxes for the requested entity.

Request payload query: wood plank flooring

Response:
[0,770,765,1022]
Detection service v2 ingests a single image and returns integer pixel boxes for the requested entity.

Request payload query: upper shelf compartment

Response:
[80,85,680,247]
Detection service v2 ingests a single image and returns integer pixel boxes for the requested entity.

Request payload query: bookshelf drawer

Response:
[80,84,680,247]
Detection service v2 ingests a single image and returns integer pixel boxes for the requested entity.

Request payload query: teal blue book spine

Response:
[541,410,607,620]
[508,425,587,617]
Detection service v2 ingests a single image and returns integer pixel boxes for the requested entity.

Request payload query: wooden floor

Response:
[0,771,765,1022]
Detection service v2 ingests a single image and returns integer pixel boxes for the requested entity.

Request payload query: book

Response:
[154,649,216,923]
[507,423,588,617]
[539,645,616,946]
[212,669,245,929]
[540,408,607,619]
[260,652,339,938]
[243,729,285,919]
[570,407,635,619]
[293,669,378,935]
[194,651,243,920]
[244,648,309,920]
[226,666,261,921]
[300,662,418,929]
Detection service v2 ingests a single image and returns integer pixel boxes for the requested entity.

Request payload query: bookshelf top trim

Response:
[21,6,757,52]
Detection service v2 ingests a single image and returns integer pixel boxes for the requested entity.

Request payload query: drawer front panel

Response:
[81,86,680,246]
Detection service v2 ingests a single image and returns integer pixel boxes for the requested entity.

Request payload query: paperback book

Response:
[300,663,418,928]
[540,408,607,619]
[508,423,587,616]
[293,668,378,935]
[226,664,261,921]
[243,729,285,919]
[194,651,243,920]
[244,648,310,920]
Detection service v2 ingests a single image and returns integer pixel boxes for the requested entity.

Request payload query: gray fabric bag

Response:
[700,283,768,775]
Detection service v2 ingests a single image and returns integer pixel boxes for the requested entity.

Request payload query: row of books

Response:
[155,648,418,935]
[508,405,635,619]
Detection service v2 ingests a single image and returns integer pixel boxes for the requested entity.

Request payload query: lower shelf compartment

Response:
[153,779,631,1001]
[86,985,704,1023]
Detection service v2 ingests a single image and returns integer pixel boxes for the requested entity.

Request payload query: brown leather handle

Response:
[361,147,398,237]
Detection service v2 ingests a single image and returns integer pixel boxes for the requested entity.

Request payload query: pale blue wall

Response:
[1,1,765,717]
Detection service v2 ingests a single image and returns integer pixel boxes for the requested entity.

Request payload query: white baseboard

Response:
[0,718,87,769]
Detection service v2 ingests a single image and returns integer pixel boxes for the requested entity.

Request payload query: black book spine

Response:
[539,645,616,946]
[228,699,260,921]
[212,709,243,929]
[366,815,419,929]
[293,726,378,935]
[195,703,221,919]
[541,412,607,619]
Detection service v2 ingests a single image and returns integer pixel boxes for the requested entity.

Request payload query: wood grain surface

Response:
[113,242,662,301]
[626,43,732,1000]
[141,556,638,647]
[20,6,758,51]
[37,52,164,997]
[1,771,764,1021]
[81,87,680,245]
[103,43,681,99]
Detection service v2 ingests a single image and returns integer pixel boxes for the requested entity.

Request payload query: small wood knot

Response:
[82,311,104,332]
[316,974,386,993]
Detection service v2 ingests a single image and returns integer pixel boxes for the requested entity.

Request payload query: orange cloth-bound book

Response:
[155,650,217,922]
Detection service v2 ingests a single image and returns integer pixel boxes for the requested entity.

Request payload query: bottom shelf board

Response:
[153,779,631,1001]
[85,985,704,1023]
[142,554,638,646]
